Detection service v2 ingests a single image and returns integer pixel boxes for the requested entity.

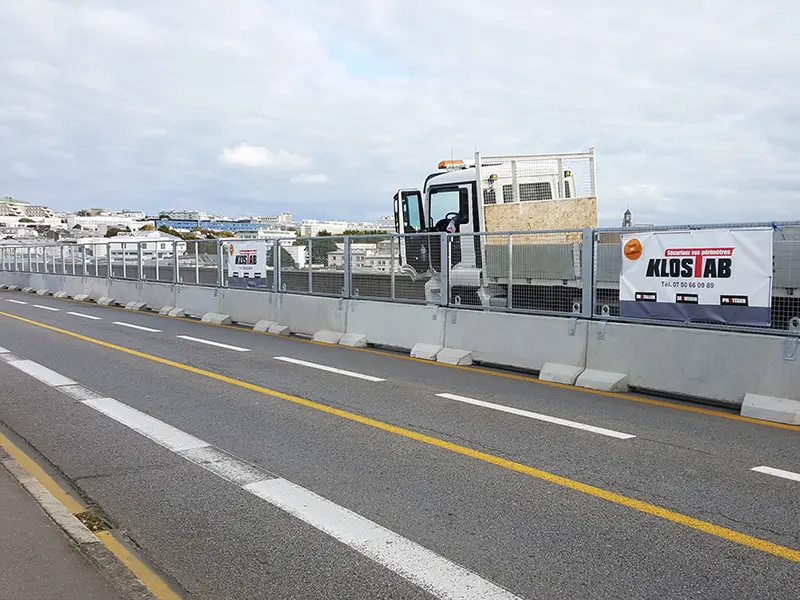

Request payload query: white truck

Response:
[392,149,598,308]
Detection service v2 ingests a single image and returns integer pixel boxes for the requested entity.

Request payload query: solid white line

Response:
[244,478,521,600]
[7,359,77,387]
[67,312,102,320]
[273,356,385,382]
[176,335,250,352]
[5,299,28,304]
[9,357,515,599]
[435,393,636,440]
[33,304,61,312]
[751,466,800,483]
[0,346,8,353]
[82,397,210,452]
[113,321,161,333]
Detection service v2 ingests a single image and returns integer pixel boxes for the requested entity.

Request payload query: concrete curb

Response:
[0,451,158,600]
[158,306,174,315]
[73,294,90,302]
[21,286,35,293]
[53,291,69,299]
[97,297,116,306]
[201,313,231,325]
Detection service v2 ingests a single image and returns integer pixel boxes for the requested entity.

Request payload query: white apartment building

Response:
[378,216,395,231]
[67,215,135,230]
[119,209,147,220]
[326,240,398,273]
[72,232,186,260]
[250,212,293,225]
[0,197,54,218]
[164,210,212,221]
[283,245,307,269]
[234,229,296,242]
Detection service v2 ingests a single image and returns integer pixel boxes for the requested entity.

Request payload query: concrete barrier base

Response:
[410,343,443,361]
[741,393,800,425]
[576,369,629,392]
[253,320,274,332]
[159,306,174,315]
[53,291,69,299]
[268,323,290,336]
[436,348,473,366]
[168,308,185,317]
[313,330,344,345]
[21,287,34,293]
[73,294,90,302]
[97,297,116,306]
[36,289,50,296]
[6,285,19,291]
[540,363,585,385]
[125,301,147,311]
[339,333,367,348]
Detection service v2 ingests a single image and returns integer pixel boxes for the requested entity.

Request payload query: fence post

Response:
[60,245,65,275]
[173,241,179,284]
[439,232,449,306]
[589,146,597,198]
[272,239,281,292]
[343,236,351,298]
[217,240,224,287]
[307,238,313,293]
[107,242,112,279]
[581,228,595,318]
[507,233,513,310]
[194,242,200,285]
[137,242,143,280]
[390,235,396,300]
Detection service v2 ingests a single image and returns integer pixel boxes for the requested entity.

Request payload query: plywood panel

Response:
[484,197,597,244]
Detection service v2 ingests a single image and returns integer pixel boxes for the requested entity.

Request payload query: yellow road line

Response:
[0,429,180,599]
[0,431,84,514]
[96,531,182,600]
[20,293,799,430]
[1,309,798,563]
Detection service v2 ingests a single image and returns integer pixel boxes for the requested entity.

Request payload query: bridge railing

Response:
[2,220,800,336]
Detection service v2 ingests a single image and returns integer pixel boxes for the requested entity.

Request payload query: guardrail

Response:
[2,220,799,336]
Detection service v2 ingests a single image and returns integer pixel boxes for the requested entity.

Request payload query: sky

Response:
[1,0,798,226]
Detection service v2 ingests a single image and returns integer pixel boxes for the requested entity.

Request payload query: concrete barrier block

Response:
[313,330,344,345]
[576,369,629,392]
[97,297,116,306]
[741,393,800,425]
[211,313,232,325]
[436,348,473,366]
[73,294,90,302]
[53,291,69,299]
[268,323,290,336]
[201,312,216,323]
[539,363,585,385]
[159,306,174,315]
[253,320,275,332]
[410,343,443,361]
[36,289,50,296]
[125,301,147,311]
[21,287,35,293]
[6,285,19,291]
[0,284,7,290]
[168,308,185,317]
[339,333,367,348]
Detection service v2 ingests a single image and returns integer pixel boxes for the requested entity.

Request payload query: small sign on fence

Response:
[226,241,268,288]
[620,227,773,326]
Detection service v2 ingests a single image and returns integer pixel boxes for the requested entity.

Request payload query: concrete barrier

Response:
[97,297,116,306]
[575,369,629,392]
[277,294,346,337]
[313,330,344,344]
[585,320,800,407]
[436,348,473,366]
[253,320,274,332]
[21,287,34,293]
[36,289,50,296]
[175,285,220,318]
[339,333,367,348]
[410,343,443,361]
[73,294,90,302]
[347,301,444,351]
[268,323,290,336]
[124,301,147,311]
[741,394,800,425]
[201,312,231,325]
[219,288,278,326]
[539,363,585,385]
[444,309,588,372]
[159,306,174,315]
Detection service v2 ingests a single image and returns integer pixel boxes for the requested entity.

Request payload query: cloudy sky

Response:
[1,0,798,226]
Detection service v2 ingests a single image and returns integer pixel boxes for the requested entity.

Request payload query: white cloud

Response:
[290,173,329,185]
[219,144,311,170]
[0,1,798,224]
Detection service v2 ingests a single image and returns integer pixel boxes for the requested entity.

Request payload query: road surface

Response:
[0,292,797,599]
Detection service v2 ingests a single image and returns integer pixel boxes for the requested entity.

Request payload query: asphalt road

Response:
[0,291,798,599]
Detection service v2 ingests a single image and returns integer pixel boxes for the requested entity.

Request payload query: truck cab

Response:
[393,150,597,306]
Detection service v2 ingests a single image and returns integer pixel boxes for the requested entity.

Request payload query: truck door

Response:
[428,184,478,270]
[393,189,429,273]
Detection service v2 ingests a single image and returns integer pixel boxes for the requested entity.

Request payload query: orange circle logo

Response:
[229,244,234,256]
[624,238,642,260]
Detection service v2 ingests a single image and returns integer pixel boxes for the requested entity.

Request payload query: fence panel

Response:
[593,222,800,333]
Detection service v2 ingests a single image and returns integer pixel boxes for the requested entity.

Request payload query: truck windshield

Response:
[429,187,469,228]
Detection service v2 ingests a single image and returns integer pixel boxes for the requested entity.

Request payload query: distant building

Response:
[299,219,387,237]
[0,197,54,218]
[378,216,395,231]
[67,215,135,230]
[234,229,295,241]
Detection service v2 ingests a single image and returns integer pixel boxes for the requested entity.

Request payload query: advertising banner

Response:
[226,241,268,288]
[620,228,773,326]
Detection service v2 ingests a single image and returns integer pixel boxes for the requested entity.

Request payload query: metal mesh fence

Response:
[310,235,345,296]
[478,151,595,207]
[179,240,222,285]
[593,223,800,333]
